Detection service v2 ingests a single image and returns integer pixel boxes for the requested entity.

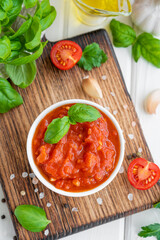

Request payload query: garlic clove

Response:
[144,89,160,114]
[82,77,103,99]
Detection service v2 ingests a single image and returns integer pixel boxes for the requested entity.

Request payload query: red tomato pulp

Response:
[32,104,120,192]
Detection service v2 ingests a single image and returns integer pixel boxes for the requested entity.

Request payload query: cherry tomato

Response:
[50,40,82,70]
[127,158,160,190]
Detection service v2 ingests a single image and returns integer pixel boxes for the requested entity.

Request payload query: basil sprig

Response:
[0,0,56,113]
[14,205,51,232]
[110,19,136,47]
[110,19,160,68]
[44,103,101,144]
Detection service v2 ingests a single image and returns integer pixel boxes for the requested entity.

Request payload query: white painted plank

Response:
[63,218,124,240]
[0,185,15,240]
[131,58,160,165]
[125,30,160,240]
[125,209,158,240]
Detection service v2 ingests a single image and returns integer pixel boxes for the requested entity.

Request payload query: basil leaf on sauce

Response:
[44,104,101,144]
[68,103,101,123]
[14,205,51,232]
[44,116,70,144]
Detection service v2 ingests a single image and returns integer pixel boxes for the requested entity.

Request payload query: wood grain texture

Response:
[0,29,160,240]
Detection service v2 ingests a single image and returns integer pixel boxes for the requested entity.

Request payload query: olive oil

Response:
[81,0,119,12]
[73,0,131,26]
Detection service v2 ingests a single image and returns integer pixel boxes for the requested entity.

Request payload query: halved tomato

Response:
[127,158,160,190]
[50,40,82,70]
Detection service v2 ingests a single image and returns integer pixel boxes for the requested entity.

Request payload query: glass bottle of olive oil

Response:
[73,0,131,26]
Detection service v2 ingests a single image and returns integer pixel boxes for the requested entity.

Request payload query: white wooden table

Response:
[0,1,160,239]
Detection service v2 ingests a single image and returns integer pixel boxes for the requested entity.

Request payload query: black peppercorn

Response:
[13,236,17,240]
[1,198,6,203]
[127,154,132,160]
[1,215,5,219]
[157,180,160,186]
[63,203,69,208]
[132,153,137,158]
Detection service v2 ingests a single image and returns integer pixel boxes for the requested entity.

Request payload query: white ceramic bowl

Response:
[27,99,125,197]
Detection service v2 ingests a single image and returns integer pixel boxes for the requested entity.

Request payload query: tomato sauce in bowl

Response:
[32,103,120,193]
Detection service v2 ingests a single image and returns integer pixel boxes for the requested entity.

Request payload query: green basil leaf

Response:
[0,36,11,60]
[1,16,9,26]
[6,42,46,65]
[110,19,136,47]
[6,55,36,88]
[132,41,141,62]
[68,103,101,123]
[0,77,23,113]
[136,32,160,68]
[25,16,41,51]
[34,1,42,19]
[41,0,53,17]
[11,40,22,50]
[14,205,51,232]
[44,116,70,144]
[5,0,23,27]
[9,16,32,40]
[0,7,7,20]
[0,0,13,12]
[0,64,9,78]
[24,0,37,9]
[77,43,107,71]
[7,51,19,61]
[40,6,56,31]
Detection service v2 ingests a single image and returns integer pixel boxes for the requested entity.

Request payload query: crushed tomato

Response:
[32,104,120,192]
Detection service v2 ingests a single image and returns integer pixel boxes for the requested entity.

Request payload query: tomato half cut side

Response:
[127,158,160,190]
[50,40,82,70]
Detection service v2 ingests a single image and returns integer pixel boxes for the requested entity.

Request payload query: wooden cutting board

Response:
[0,29,160,240]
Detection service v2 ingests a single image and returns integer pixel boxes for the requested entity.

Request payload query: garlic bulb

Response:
[82,77,103,99]
[131,0,160,36]
[144,89,160,114]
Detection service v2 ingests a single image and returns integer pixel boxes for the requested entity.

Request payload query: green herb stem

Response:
[18,14,28,20]
[8,27,15,34]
